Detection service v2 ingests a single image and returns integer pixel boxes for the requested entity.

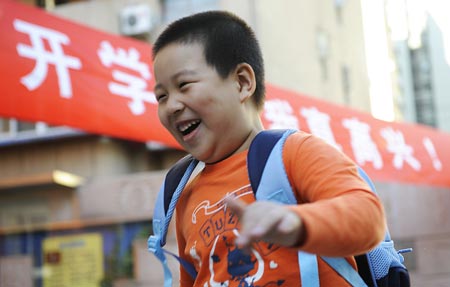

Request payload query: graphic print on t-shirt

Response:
[189,184,285,286]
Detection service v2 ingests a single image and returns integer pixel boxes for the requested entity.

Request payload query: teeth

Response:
[178,120,200,133]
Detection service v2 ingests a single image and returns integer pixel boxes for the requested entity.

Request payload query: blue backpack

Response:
[148,129,411,287]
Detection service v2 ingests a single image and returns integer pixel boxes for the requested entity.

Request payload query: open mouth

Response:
[177,120,201,136]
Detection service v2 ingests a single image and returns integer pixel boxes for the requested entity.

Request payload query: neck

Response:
[233,120,264,156]
[206,128,259,165]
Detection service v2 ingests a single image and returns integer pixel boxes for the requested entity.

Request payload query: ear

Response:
[235,63,256,103]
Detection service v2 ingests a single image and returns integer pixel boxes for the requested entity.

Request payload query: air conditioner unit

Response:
[119,4,152,36]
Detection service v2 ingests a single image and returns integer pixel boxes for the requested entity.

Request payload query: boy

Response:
[152,10,386,286]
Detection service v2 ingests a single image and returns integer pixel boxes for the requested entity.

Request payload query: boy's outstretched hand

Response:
[224,196,305,250]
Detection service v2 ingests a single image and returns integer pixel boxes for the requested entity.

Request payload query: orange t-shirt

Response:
[175,131,386,286]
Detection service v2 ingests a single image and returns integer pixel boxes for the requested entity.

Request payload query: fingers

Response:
[275,211,303,246]
[224,196,259,248]
[224,197,303,249]
[224,195,247,218]
[224,196,258,249]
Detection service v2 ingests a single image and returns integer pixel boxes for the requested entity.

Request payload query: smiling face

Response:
[154,42,262,163]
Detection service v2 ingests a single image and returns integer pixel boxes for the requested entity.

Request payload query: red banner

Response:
[263,86,450,188]
[1,0,449,188]
[0,0,176,147]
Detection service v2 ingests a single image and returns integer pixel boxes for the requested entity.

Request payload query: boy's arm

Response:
[284,133,386,256]
[226,132,385,257]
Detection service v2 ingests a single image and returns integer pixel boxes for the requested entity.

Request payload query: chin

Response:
[190,152,207,162]
[190,149,213,163]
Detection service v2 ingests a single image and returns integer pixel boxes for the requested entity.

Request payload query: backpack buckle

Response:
[148,235,161,254]
[398,248,413,254]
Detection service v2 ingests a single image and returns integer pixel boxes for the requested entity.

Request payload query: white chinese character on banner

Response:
[300,107,342,151]
[422,137,443,171]
[380,127,421,171]
[263,99,299,129]
[342,117,383,169]
[14,19,82,98]
[97,41,155,115]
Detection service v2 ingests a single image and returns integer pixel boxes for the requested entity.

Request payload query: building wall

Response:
[51,0,371,114]
[387,3,450,133]
[51,0,162,37]
[426,18,450,133]
[377,182,450,286]
[246,0,370,113]
[392,40,417,123]
[0,136,152,180]
[0,186,77,230]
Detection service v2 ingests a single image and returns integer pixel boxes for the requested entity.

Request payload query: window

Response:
[162,0,219,23]
[341,65,351,105]
[334,0,345,25]
[410,41,437,127]
[35,0,86,8]
[0,118,49,137]
[0,118,83,146]
[316,30,330,81]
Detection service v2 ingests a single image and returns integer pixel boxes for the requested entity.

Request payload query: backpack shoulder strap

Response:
[248,129,367,287]
[163,155,196,214]
[248,129,297,203]
[148,155,199,287]
[152,154,196,244]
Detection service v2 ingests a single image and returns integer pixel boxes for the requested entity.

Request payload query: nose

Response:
[165,94,184,115]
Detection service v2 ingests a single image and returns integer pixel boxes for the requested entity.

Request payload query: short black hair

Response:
[153,10,265,111]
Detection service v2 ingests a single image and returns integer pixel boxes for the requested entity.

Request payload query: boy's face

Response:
[153,42,254,163]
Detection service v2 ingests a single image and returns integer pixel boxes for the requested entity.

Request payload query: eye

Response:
[179,82,189,89]
[156,93,167,103]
